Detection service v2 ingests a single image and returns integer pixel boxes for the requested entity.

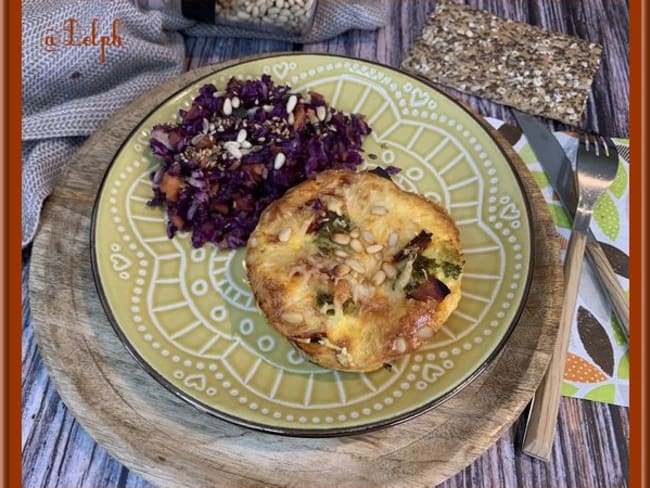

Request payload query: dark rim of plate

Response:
[89,52,536,438]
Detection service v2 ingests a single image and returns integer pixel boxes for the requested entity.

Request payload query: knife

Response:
[512,110,629,339]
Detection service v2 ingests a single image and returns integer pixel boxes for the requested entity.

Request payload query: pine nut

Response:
[286,94,298,113]
[231,96,241,108]
[223,98,232,115]
[278,227,292,242]
[394,337,407,353]
[350,229,360,239]
[274,152,286,170]
[417,326,434,339]
[335,249,349,258]
[228,146,242,159]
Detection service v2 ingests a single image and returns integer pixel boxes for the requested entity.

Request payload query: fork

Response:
[520,133,620,461]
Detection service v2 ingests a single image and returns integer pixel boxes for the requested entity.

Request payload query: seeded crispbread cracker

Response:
[401,1,603,125]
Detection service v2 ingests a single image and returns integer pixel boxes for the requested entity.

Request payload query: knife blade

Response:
[512,110,629,338]
[513,110,583,225]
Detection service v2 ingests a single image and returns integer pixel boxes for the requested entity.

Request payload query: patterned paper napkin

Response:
[485,118,630,407]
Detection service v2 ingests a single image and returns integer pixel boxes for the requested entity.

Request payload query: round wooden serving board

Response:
[30,54,563,488]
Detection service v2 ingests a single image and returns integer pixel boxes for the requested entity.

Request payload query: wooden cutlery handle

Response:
[521,231,587,461]
[585,241,629,338]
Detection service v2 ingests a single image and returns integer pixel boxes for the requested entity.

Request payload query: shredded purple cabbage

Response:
[148,74,373,249]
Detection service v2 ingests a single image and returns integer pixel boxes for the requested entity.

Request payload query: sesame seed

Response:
[394,337,407,353]
[231,96,240,108]
[237,129,247,143]
[371,205,388,215]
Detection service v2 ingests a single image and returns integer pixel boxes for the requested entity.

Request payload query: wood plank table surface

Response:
[22,1,630,487]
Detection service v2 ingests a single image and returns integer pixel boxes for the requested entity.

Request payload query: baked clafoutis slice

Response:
[245,169,464,372]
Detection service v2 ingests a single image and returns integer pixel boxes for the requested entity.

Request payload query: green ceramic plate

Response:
[92,54,533,435]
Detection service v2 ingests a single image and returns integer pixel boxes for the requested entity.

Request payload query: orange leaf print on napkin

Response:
[564,353,608,383]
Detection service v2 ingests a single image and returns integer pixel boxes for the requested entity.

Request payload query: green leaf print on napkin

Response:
[562,383,580,396]
[617,353,629,380]
[548,203,572,229]
[593,193,620,240]
[584,384,616,403]
[609,161,628,199]
[611,313,627,347]
[519,143,538,164]
[531,170,550,189]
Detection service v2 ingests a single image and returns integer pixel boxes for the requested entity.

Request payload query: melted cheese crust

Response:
[246,170,463,372]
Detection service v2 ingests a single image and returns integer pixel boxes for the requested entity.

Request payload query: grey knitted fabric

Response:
[22,0,387,247]
[22,0,189,246]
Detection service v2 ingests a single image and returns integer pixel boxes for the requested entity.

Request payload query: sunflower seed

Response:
[350,239,364,253]
[332,233,351,245]
[334,264,351,277]
[345,258,366,274]
[382,262,397,279]
[365,244,384,254]
[361,230,375,244]
[372,270,386,286]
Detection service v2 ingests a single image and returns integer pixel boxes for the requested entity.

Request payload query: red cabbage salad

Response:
[148,74,389,249]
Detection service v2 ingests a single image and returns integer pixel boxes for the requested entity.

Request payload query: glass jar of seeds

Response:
[136,0,318,36]
[214,0,317,35]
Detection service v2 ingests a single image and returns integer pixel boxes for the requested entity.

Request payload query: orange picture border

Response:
[3,1,647,487]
